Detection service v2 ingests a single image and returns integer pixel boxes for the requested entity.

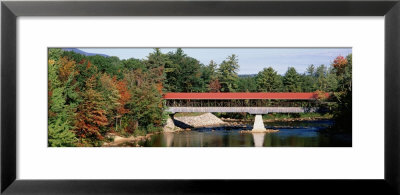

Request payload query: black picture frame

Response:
[1,0,400,194]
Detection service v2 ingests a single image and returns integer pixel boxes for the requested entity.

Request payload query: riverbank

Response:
[102,132,156,147]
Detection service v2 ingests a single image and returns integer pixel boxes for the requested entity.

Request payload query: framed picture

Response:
[2,0,399,194]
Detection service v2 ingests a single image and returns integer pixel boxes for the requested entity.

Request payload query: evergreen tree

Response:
[283,67,301,92]
[48,117,77,147]
[200,60,218,92]
[218,54,239,92]
[237,76,257,92]
[326,67,338,92]
[48,55,78,146]
[315,65,328,91]
[255,67,282,92]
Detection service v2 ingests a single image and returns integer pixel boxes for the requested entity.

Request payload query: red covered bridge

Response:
[163,92,331,131]
[164,92,329,100]
[163,92,329,111]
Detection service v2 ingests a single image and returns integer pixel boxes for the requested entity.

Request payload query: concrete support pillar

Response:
[252,114,266,132]
[163,114,175,132]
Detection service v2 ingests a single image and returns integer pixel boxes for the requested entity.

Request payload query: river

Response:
[124,120,351,147]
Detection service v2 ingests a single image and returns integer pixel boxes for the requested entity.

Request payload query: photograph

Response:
[48,47,352,147]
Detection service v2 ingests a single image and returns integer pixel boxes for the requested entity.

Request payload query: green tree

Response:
[301,64,317,92]
[237,76,257,92]
[315,65,328,91]
[200,60,218,92]
[48,117,77,147]
[331,54,352,133]
[124,69,164,131]
[255,67,282,92]
[306,64,315,76]
[165,48,203,92]
[48,51,78,146]
[326,67,338,92]
[99,73,121,129]
[218,54,239,92]
[283,67,301,92]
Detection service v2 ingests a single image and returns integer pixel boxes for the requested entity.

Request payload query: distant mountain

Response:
[62,48,109,57]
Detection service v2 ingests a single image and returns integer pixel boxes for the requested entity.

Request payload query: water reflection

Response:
[252,133,266,147]
[133,120,351,147]
[163,132,174,147]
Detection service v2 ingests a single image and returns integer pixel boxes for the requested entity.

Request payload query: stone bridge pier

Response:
[163,114,176,132]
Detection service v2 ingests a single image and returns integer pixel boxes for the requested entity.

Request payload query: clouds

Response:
[79,48,352,75]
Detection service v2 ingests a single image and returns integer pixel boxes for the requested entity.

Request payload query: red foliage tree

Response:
[116,78,131,115]
[332,55,348,74]
[75,76,108,143]
[209,79,221,92]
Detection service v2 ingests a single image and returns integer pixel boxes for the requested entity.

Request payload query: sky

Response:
[79,48,352,75]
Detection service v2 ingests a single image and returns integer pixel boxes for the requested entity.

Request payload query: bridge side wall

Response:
[166,107,318,114]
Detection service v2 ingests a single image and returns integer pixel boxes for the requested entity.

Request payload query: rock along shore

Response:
[173,112,228,128]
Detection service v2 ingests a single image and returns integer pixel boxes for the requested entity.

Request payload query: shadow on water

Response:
[130,120,351,147]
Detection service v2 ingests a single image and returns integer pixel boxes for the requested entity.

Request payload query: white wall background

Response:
[17,17,384,179]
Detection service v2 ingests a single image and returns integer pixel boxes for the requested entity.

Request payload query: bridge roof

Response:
[163,92,329,100]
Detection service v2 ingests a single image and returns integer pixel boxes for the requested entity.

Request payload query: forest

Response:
[48,48,352,146]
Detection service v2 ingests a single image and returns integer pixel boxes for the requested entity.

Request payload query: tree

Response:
[124,69,164,131]
[58,57,77,82]
[75,76,108,146]
[301,64,317,92]
[218,54,239,92]
[99,73,121,129]
[48,51,79,146]
[334,54,352,92]
[122,58,146,71]
[255,67,282,92]
[48,117,77,147]
[237,76,257,92]
[165,49,203,92]
[200,60,218,92]
[283,67,301,92]
[116,79,131,116]
[330,54,352,133]
[209,79,222,92]
[326,67,338,92]
[208,60,218,78]
[315,65,328,91]
[306,64,315,76]
[145,49,167,94]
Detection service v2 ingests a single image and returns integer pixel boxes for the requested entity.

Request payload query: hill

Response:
[61,48,109,57]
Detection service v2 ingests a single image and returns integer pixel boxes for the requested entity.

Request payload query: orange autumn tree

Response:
[116,79,131,115]
[58,56,77,82]
[332,55,348,75]
[314,90,328,101]
[115,78,131,131]
[75,76,108,146]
